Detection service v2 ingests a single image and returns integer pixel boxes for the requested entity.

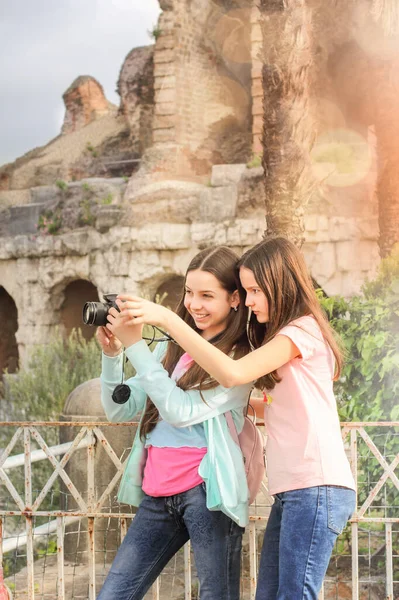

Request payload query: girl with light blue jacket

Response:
[97,246,252,600]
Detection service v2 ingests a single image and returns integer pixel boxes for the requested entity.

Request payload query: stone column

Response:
[126,0,252,197]
[60,379,138,565]
[152,4,177,147]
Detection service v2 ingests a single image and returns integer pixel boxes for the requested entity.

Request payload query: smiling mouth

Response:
[192,314,209,320]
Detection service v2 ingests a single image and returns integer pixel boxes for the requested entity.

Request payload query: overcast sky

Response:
[0,0,160,166]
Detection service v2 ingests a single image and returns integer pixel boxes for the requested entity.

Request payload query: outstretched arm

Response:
[117,296,300,387]
[105,308,253,425]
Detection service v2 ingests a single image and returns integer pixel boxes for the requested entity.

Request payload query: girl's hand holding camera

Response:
[95,326,123,357]
[105,301,143,349]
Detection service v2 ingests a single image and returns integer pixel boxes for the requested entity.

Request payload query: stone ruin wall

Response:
[0,162,378,372]
[0,0,381,371]
[0,46,155,193]
[127,0,254,192]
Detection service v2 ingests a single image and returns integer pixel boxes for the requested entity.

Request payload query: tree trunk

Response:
[259,0,315,247]
[371,2,399,258]
[374,60,399,258]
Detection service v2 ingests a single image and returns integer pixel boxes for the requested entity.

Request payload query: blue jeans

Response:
[97,484,244,600]
[255,485,356,600]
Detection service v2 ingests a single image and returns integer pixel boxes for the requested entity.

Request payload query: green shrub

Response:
[86,142,98,158]
[362,243,399,300]
[148,25,162,40]
[2,329,101,424]
[2,325,160,425]
[246,153,262,169]
[37,210,62,235]
[78,198,95,226]
[0,325,160,540]
[320,259,399,423]
[320,251,399,512]
[55,179,68,191]
[0,330,102,519]
[81,182,93,193]
[101,193,113,205]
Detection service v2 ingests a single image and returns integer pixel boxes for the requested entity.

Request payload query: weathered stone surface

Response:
[226,219,264,246]
[9,203,46,236]
[0,189,31,208]
[62,76,113,135]
[67,178,127,202]
[237,166,265,216]
[124,180,205,224]
[304,242,337,283]
[128,197,199,225]
[117,45,154,156]
[211,164,247,187]
[0,111,131,190]
[336,240,379,272]
[199,186,238,221]
[38,255,90,290]
[0,178,131,238]
[95,206,124,233]
[30,185,62,205]
[60,230,103,256]
[134,223,191,250]
[0,159,382,366]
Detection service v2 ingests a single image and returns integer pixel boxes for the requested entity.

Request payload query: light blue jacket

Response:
[100,339,253,526]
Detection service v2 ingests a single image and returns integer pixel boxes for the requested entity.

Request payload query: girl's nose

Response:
[190,297,202,310]
[245,295,253,307]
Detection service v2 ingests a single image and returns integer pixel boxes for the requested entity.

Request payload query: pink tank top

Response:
[142,353,208,496]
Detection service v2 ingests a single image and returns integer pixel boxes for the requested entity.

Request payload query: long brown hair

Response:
[140,246,250,439]
[238,236,343,390]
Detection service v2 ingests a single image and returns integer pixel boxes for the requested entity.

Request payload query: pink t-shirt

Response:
[263,315,355,496]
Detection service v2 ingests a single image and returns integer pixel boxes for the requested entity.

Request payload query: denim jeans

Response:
[97,483,244,600]
[255,485,356,600]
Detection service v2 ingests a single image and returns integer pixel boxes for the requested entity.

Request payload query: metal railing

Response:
[0,421,398,599]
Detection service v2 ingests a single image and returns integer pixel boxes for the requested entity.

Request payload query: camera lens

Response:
[82,302,108,326]
[83,302,96,325]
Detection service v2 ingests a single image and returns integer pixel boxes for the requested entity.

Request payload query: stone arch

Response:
[60,280,99,340]
[0,286,19,374]
[154,275,185,311]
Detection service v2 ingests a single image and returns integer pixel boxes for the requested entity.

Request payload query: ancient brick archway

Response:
[60,280,99,340]
[154,275,185,311]
[0,287,19,375]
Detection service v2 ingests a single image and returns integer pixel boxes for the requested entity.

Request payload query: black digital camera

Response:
[82,294,120,327]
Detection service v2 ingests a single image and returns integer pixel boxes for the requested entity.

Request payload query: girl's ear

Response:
[231,289,240,310]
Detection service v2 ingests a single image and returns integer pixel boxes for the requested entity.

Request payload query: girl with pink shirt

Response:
[118,237,356,600]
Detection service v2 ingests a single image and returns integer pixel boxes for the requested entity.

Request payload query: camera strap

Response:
[110,330,176,405]
[111,349,131,404]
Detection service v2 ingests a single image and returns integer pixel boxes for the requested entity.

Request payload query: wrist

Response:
[103,349,123,358]
[121,333,142,349]
[125,338,145,351]
[165,309,178,332]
